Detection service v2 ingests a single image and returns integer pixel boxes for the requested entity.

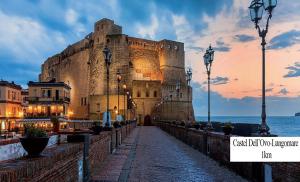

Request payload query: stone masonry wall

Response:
[155,121,300,182]
[0,121,136,182]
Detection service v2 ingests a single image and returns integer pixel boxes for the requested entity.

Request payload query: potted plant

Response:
[103,122,112,131]
[194,123,200,130]
[180,121,185,127]
[51,117,60,132]
[90,121,102,135]
[113,121,121,128]
[120,121,126,126]
[222,122,234,135]
[199,123,206,130]
[20,124,49,157]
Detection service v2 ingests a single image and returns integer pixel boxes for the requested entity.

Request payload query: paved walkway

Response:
[92,126,247,182]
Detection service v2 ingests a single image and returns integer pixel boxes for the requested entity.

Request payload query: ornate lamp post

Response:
[103,46,112,127]
[203,45,214,130]
[117,70,122,115]
[122,84,127,121]
[186,68,192,121]
[126,91,130,120]
[249,0,277,135]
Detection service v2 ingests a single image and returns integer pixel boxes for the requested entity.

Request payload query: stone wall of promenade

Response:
[0,122,136,182]
[155,121,300,182]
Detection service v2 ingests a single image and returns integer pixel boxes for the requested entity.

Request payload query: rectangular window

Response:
[154,91,157,97]
[47,90,52,98]
[81,98,83,106]
[146,91,149,97]
[42,90,46,97]
[8,90,11,99]
[55,90,59,100]
[84,97,87,106]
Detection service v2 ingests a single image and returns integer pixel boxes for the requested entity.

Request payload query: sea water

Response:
[196,116,300,136]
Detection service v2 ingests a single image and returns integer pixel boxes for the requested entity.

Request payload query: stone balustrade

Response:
[155,121,300,182]
[0,121,136,182]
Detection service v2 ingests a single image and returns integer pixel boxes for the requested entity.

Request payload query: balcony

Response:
[27,97,70,103]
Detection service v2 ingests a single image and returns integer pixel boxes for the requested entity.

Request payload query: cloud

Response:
[136,14,159,39]
[203,76,229,85]
[192,81,300,116]
[214,40,231,52]
[279,88,289,95]
[234,34,256,42]
[268,30,300,50]
[65,9,86,37]
[0,10,66,63]
[283,62,300,78]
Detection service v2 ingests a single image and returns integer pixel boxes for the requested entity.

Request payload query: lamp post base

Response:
[205,123,214,131]
[102,112,111,128]
[259,124,270,136]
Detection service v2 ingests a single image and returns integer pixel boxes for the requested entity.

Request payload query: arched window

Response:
[146,91,150,97]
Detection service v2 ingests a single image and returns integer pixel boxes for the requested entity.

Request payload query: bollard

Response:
[83,134,90,182]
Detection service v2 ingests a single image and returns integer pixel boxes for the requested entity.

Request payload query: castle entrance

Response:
[144,115,152,126]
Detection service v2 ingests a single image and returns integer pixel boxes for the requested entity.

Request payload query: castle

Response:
[39,18,194,124]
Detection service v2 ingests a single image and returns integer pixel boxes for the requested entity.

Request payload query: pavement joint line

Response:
[118,127,141,182]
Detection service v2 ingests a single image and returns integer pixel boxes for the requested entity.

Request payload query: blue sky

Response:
[1,0,300,116]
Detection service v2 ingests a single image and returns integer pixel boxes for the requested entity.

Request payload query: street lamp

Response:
[186,68,192,121]
[126,91,130,120]
[249,0,277,135]
[203,45,214,130]
[122,84,127,121]
[103,46,112,127]
[117,70,122,115]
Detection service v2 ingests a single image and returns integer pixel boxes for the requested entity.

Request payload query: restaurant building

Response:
[0,80,23,133]
[26,80,71,118]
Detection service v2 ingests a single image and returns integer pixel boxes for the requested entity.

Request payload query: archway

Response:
[144,115,152,126]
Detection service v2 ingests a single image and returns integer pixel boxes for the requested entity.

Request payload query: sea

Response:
[196,116,300,136]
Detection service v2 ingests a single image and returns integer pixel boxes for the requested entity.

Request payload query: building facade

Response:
[0,81,23,132]
[39,18,194,124]
[26,81,71,118]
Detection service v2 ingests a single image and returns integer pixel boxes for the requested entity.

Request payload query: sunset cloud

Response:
[0,0,299,116]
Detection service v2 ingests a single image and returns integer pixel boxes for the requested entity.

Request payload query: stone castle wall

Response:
[39,18,194,122]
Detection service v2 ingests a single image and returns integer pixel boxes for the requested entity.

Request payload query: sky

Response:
[0,0,300,116]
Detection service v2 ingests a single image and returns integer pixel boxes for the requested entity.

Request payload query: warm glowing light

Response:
[28,106,33,113]
[18,111,24,117]
[37,106,42,113]
[68,110,74,118]
[1,121,5,130]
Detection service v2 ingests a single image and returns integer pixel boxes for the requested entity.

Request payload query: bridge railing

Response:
[154,121,300,182]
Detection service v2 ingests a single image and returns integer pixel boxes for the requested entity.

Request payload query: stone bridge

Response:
[0,121,299,182]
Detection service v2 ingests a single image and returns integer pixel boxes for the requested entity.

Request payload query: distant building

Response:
[26,80,71,118]
[0,80,23,132]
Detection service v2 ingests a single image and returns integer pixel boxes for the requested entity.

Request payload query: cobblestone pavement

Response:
[126,126,247,182]
[92,126,247,182]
